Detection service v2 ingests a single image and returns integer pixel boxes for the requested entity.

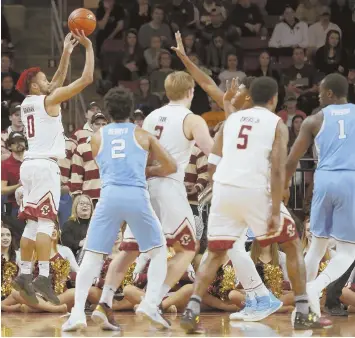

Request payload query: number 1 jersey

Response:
[214,106,280,189]
[20,95,65,159]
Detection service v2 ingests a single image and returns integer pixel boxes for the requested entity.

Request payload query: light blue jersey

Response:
[95,123,147,188]
[85,122,165,254]
[311,103,355,244]
[315,103,355,171]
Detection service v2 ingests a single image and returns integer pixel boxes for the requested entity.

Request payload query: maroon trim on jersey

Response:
[119,241,139,251]
[166,217,196,251]
[182,113,194,141]
[208,239,235,251]
[18,191,58,222]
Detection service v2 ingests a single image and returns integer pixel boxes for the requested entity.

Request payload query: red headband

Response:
[16,67,41,95]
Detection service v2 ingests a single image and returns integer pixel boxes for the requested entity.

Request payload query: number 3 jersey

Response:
[143,103,195,183]
[214,106,280,189]
[20,95,65,159]
[95,123,148,189]
[315,103,355,171]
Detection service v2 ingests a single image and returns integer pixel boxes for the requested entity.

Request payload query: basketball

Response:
[68,8,96,37]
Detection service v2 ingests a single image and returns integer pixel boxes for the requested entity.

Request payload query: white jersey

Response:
[214,106,280,188]
[21,95,65,159]
[143,103,195,182]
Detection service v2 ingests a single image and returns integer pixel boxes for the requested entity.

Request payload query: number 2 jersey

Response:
[214,106,280,189]
[315,103,355,171]
[143,103,195,183]
[20,95,65,159]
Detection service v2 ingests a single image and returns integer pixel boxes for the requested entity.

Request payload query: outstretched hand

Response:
[223,77,240,102]
[63,33,79,54]
[71,29,92,48]
[171,31,186,58]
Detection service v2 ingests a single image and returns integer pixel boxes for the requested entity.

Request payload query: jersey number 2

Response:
[237,125,252,149]
[111,139,126,158]
[27,115,35,138]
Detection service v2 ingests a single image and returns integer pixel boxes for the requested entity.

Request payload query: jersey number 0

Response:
[27,115,35,138]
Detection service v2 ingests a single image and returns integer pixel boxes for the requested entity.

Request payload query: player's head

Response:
[164,71,195,108]
[16,67,50,96]
[104,87,133,122]
[232,76,255,110]
[319,73,348,106]
[249,76,278,112]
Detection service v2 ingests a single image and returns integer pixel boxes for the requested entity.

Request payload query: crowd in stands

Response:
[1,0,355,319]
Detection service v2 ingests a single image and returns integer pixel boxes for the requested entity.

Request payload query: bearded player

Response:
[12,30,94,305]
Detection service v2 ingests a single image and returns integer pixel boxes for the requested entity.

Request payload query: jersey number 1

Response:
[237,125,252,149]
[27,115,35,138]
[338,120,347,139]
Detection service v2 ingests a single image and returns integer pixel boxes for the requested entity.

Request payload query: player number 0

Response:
[27,115,35,138]
[338,120,346,139]
[111,139,126,158]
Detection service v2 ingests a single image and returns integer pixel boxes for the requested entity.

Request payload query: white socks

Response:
[100,285,115,308]
[305,236,329,282]
[228,238,269,298]
[73,251,104,314]
[144,245,168,307]
[20,261,32,275]
[38,261,50,277]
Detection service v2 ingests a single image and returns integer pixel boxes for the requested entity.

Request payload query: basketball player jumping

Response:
[284,73,355,317]
[180,77,332,332]
[63,87,177,332]
[12,30,94,305]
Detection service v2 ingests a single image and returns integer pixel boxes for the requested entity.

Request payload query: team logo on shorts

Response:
[41,204,50,216]
[180,234,192,246]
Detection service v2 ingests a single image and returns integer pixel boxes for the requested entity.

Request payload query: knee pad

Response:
[36,218,55,237]
[22,220,38,241]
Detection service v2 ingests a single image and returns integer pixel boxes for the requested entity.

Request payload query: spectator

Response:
[205,33,235,74]
[165,0,196,32]
[134,77,161,111]
[95,0,125,57]
[201,98,225,129]
[229,0,264,37]
[129,0,151,31]
[181,31,204,59]
[249,51,281,82]
[138,5,173,50]
[288,115,305,151]
[61,195,93,257]
[278,94,306,126]
[201,7,231,43]
[57,137,78,229]
[218,54,246,92]
[314,29,348,76]
[295,0,322,25]
[70,113,108,204]
[308,6,341,51]
[110,29,146,84]
[1,132,25,216]
[143,35,166,73]
[269,5,309,53]
[149,51,174,98]
[132,109,146,127]
[1,54,19,84]
[1,74,24,105]
[71,102,101,145]
[197,0,227,28]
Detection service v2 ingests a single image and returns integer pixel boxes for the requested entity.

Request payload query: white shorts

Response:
[19,159,61,222]
[123,178,196,251]
[208,183,297,251]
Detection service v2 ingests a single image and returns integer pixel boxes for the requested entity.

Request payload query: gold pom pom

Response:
[263,264,283,299]
[1,261,18,298]
[121,262,137,288]
[319,261,329,274]
[50,258,71,295]
[220,265,236,300]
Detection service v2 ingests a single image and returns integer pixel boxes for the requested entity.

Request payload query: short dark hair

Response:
[104,87,133,122]
[249,76,278,105]
[242,76,256,90]
[152,4,164,14]
[322,73,348,98]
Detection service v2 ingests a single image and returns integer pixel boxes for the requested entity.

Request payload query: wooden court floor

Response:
[1,312,355,337]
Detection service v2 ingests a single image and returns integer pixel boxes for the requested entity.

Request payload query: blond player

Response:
[12,30,94,305]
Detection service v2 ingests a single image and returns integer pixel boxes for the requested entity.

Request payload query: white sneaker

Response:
[136,300,170,329]
[230,296,257,321]
[306,282,321,317]
[61,308,87,332]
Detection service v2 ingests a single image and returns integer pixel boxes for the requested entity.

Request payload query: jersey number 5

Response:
[27,115,35,138]
[237,125,252,149]
[154,125,164,140]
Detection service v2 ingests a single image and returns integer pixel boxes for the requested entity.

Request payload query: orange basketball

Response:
[68,8,96,37]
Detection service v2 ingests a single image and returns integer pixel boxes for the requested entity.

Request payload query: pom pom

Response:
[16,67,41,95]
[1,260,19,298]
[263,264,283,298]
[50,257,71,295]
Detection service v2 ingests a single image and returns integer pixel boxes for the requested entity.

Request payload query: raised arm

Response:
[46,30,94,111]
[171,31,225,109]
[49,33,78,92]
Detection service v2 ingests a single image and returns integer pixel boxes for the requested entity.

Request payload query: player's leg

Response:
[62,186,123,332]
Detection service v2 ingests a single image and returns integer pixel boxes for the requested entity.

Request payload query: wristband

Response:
[208,153,222,166]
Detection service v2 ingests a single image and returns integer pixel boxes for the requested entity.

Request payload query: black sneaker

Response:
[91,303,121,331]
[294,311,333,330]
[324,304,348,317]
[12,274,38,305]
[180,308,203,333]
[32,275,60,305]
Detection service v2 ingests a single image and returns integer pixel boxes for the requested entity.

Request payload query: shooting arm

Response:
[49,49,71,92]
[285,115,316,189]
[270,121,289,215]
